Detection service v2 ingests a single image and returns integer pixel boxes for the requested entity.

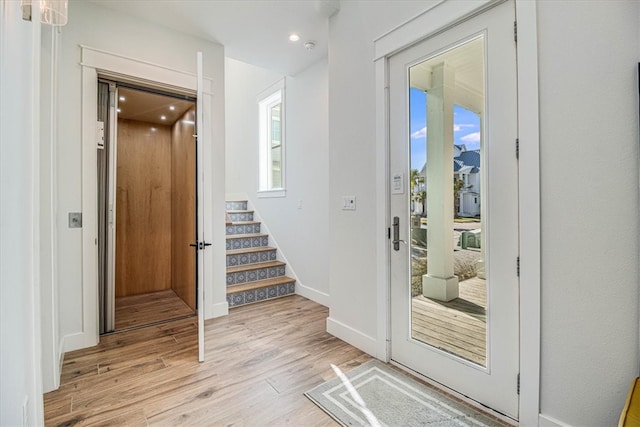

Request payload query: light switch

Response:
[69,212,82,228]
[342,196,356,210]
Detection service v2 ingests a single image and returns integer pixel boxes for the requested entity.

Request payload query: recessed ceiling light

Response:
[169,105,175,111]
[182,120,195,125]
[289,33,300,42]
[160,115,166,121]
[116,108,121,113]
[151,127,157,132]
[119,96,125,101]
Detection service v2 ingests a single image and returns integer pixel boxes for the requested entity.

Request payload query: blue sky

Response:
[410,88,481,171]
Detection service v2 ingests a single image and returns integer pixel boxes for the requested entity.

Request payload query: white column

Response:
[423,63,458,301]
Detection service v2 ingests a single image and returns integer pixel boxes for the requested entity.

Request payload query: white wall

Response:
[226,58,331,304]
[328,0,640,426]
[327,1,433,353]
[0,1,44,425]
[50,1,225,354]
[536,2,640,425]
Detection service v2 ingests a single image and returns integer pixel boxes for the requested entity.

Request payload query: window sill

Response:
[257,189,286,198]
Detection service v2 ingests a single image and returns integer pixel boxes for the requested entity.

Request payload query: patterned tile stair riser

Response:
[227,264,286,286]
[226,249,277,267]
[226,235,269,251]
[227,211,254,222]
[227,282,296,308]
[225,199,296,308]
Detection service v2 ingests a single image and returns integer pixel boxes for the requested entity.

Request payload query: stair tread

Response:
[227,246,275,255]
[227,260,286,274]
[226,233,268,240]
[226,200,248,202]
[227,276,295,294]
[226,209,254,214]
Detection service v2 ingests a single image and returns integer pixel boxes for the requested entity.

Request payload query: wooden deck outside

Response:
[411,276,487,366]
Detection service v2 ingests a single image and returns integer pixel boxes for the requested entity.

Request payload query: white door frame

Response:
[373,0,540,424]
[77,45,218,351]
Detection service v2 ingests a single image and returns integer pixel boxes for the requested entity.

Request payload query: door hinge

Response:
[514,20,518,44]
[388,227,391,239]
[515,138,520,159]
[517,373,520,395]
[517,256,520,277]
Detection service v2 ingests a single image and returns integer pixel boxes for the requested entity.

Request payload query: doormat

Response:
[305,360,504,426]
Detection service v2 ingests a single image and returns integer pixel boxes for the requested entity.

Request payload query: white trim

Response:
[327,317,378,356]
[539,414,570,427]
[257,189,286,198]
[296,283,330,307]
[79,46,220,351]
[61,332,87,353]
[514,1,541,424]
[258,78,286,193]
[209,301,229,319]
[374,0,541,422]
[81,65,100,349]
[375,57,391,362]
[373,0,501,60]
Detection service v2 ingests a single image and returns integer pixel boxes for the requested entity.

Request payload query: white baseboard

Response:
[62,332,91,353]
[539,414,569,427]
[296,283,330,307]
[326,317,378,356]
[208,301,229,319]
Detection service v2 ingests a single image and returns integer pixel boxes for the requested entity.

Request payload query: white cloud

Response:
[460,131,481,142]
[454,123,475,132]
[411,126,427,139]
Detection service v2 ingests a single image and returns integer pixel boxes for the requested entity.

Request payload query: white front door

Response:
[389,0,519,418]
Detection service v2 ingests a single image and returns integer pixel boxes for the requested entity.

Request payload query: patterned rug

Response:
[305,360,504,426]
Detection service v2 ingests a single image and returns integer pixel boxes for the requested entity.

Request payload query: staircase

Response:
[225,200,296,308]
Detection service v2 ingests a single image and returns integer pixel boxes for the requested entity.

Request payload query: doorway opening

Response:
[97,81,198,334]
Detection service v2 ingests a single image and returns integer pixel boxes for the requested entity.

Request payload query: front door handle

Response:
[392,216,406,251]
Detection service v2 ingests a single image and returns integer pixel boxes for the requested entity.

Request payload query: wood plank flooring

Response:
[115,289,195,331]
[412,277,487,366]
[44,295,370,426]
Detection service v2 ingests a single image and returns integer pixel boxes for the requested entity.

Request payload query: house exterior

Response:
[2,1,640,426]
[418,144,482,217]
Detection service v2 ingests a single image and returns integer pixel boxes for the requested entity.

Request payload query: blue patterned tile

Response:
[247,271,257,282]
[267,286,278,298]
[256,288,268,301]
[231,293,245,306]
[226,275,234,285]
[245,290,257,304]
[277,284,288,296]
[287,282,295,293]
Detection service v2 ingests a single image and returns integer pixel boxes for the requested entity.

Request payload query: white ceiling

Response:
[88,0,339,76]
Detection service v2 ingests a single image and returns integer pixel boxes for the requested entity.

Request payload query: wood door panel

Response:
[116,119,172,297]
[171,108,196,310]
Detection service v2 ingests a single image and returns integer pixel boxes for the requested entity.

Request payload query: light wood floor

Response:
[115,289,194,331]
[44,295,370,426]
[412,277,487,366]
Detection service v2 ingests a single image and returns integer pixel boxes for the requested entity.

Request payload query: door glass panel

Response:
[408,36,486,366]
